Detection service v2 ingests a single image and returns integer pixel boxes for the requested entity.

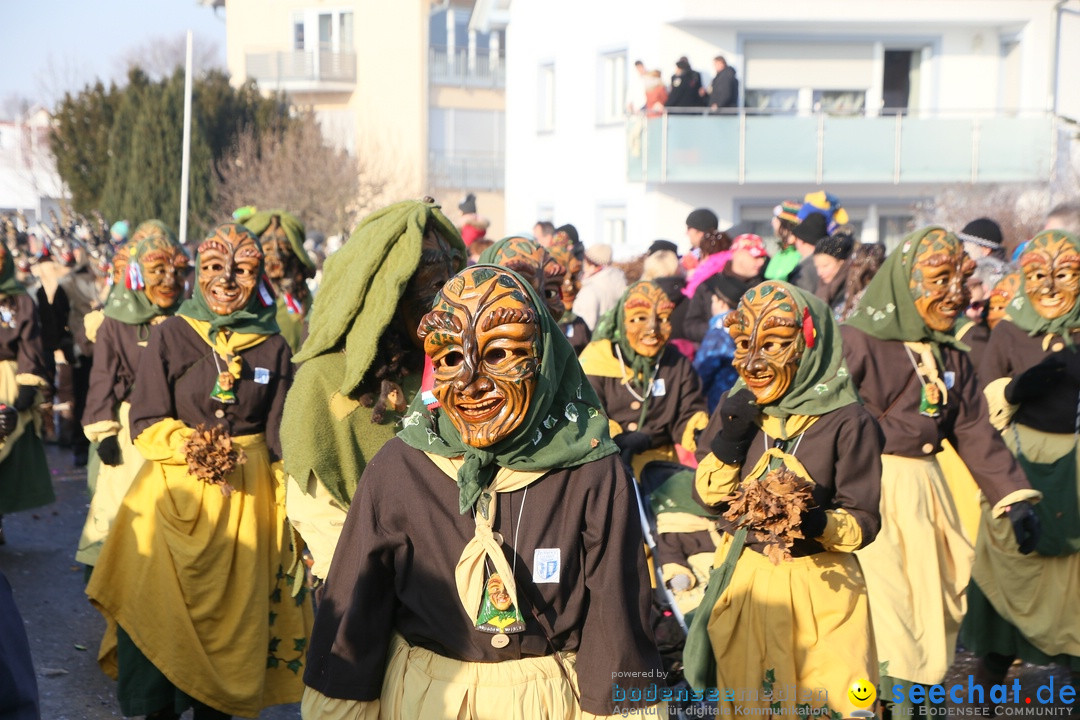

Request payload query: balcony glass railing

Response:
[626,110,1056,185]
[429,47,506,89]
[246,50,357,88]
[428,153,505,191]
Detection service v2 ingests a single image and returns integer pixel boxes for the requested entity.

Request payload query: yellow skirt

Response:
[936,440,982,543]
[87,430,313,718]
[301,635,655,720]
[706,535,877,717]
[76,402,147,566]
[970,425,1080,658]
[855,454,973,685]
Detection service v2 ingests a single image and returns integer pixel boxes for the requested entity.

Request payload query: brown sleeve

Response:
[978,322,1016,389]
[947,348,1032,507]
[669,353,709,448]
[15,294,48,381]
[829,406,883,548]
[128,323,177,441]
[82,317,122,428]
[264,338,293,462]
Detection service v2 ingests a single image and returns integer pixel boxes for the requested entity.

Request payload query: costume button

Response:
[921,442,934,454]
[1052,342,1065,352]
[627,422,639,431]
[215,409,225,419]
[630,401,642,410]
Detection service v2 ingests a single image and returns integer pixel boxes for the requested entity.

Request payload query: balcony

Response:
[245,50,356,93]
[429,47,505,89]
[428,153,505,191]
[626,110,1057,186]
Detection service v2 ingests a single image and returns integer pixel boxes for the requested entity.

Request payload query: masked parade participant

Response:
[301,264,664,719]
[680,281,882,718]
[548,230,591,354]
[281,199,465,583]
[77,221,188,571]
[0,241,52,545]
[840,227,1041,710]
[242,210,316,352]
[86,223,311,720]
[478,236,567,320]
[986,272,1022,332]
[578,280,709,484]
[961,229,1080,699]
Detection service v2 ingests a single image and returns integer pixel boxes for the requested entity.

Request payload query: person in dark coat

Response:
[706,56,738,111]
[665,56,706,109]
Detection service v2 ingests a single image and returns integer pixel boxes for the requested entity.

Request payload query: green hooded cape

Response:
[103,220,186,326]
[1004,229,1080,349]
[397,265,618,515]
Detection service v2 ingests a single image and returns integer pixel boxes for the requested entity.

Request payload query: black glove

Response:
[0,404,16,441]
[612,431,652,467]
[1007,501,1041,555]
[798,506,828,540]
[97,435,123,467]
[709,388,760,465]
[1004,358,1066,404]
[12,385,37,413]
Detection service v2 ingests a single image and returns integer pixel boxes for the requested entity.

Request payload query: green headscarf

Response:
[293,199,466,395]
[1003,230,1080,349]
[728,281,860,423]
[242,210,315,271]
[397,265,618,515]
[844,226,970,355]
[176,223,279,337]
[103,220,186,326]
[592,281,660,395]
[0,246,26,297]
[476,235,541,266]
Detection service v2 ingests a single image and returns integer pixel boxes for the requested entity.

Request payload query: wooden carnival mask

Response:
[397,226,459,350]
[724,283,806,405]
[139,235,189,310]
[622,282,674,358]
[908,229,974,332]
[988,272,1022,330]
[419,267,540,448]
[259,216,300,284]
[1019,231,1080,320]
[197,225,263,316]
[489,237,566,319]
[548,237,583,311]
[111,241,134,287]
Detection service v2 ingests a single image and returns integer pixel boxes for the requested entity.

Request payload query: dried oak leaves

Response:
[722,467,816,565]
[182,423,247,495]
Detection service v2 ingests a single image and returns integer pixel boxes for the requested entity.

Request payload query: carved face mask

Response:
[1020,232,1080,320]
[987,273,1021,330]
[419,267,540,448]
[622,282,674,358]
[397,226,459,350]
[489,237,566,319]
[908,229,974,332]
[548,241,583,311]
[725,283,806,405]
[197,225,263,316]
[111,242,133,286]
[139,236,189,309]
[259,218,298,283]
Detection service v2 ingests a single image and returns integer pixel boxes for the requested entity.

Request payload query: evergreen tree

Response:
[48,80,121,212]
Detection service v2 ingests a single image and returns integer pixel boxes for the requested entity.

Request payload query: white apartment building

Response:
[498,0,1080,255]
[0,107,65,224]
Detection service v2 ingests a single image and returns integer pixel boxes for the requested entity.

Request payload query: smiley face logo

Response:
[848,678,876,709]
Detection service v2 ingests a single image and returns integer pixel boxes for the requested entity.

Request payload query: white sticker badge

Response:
[943,371,955,389]
[532,548,561,584]
[651,378,666,397]
[254,367,271,384]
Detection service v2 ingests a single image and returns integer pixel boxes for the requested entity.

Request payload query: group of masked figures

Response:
[3,195,1078,720]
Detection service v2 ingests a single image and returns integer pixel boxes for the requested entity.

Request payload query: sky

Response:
[0,0,227,115]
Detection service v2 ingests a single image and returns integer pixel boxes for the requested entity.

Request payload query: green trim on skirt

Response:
[0,429,54,514]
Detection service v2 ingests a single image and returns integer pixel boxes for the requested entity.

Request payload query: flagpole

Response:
[179,30,194,245]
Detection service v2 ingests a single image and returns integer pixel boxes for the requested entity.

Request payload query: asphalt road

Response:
[0,444,300,720]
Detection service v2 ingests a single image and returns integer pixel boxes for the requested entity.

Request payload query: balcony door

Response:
[882,50,916,114]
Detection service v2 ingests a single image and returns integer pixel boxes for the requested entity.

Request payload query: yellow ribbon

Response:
[425,453,547,623]
[744,414,820,485]
[180,316,270,379]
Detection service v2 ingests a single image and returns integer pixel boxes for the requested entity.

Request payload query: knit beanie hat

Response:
[814,231,855,260]
[792,213,829,245]
[957,218,1004,250]
[686,208,719,232]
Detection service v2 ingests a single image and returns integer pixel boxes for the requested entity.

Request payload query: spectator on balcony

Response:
[573,243,626,331]
[705,55,739,112]
[665,56,706,110]
[787,212,828,294]
[628,59,647,113]
[958,217,1006,262]
[643,70,669,117]
[533,220,555,248]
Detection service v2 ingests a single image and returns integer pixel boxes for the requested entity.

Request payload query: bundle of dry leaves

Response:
[722,467,816,565]
[182,423,247,496]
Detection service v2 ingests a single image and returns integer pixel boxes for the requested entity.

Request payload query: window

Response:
[597,51,627,125]
[812,90,866,115]
[599,206,627,248]
[744,89,799,114]
[293,16,305,50]
[538,64,555,132]
[295,10,353,54]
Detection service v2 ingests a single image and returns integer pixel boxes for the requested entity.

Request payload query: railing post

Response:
[738,110,746,184]
[970,117,980,184]
[893,112,903,184]
[642,117,649,181]
[816,110,825,184]
[661,112,669,183]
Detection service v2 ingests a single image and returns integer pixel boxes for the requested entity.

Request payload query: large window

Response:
[597,51,627,125]
[428,108,506,191]
[599,206,627,248]
[538,64,555,132]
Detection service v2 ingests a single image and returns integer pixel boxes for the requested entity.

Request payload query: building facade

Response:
[0,107,65,224]
[502,0,1079,255]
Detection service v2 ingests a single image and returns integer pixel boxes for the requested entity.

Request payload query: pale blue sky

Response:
[0,0,227,113]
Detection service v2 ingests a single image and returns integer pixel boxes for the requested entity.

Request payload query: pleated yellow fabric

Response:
[856,454,973,685]
[936,439,982,543]
[87,429,313,717]
[705,533,877,718]
[301,635,640,720]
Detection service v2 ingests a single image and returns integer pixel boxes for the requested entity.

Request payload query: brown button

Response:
[921,442,934,454]
[630,401,642,410]
[215,409,225,419]
[627,422,638,431]
[1052,342,1065,352]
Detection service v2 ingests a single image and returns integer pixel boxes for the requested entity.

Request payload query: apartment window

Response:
[597,51,627,125]
[295,10,353,54]
[599,206,627,248]
[812,90,866,115]
[538,64,555,132]
[744,89,799,114]
[293,16,305,50]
